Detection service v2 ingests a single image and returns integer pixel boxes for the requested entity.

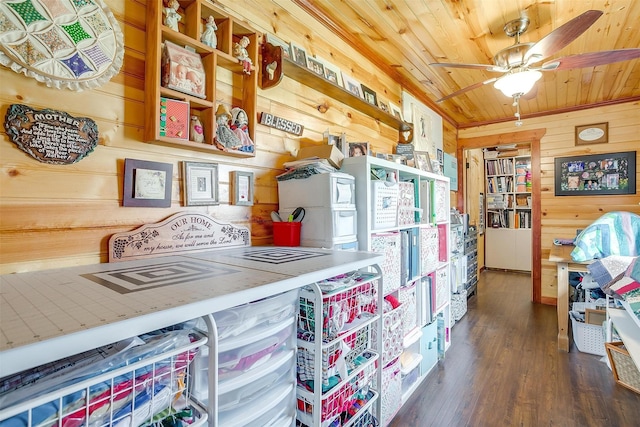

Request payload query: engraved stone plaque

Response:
[4,104,98,164]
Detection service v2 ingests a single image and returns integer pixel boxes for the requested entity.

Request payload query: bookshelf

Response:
[485,152,532,271]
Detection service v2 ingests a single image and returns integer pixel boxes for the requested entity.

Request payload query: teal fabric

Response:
[571,211,640,262]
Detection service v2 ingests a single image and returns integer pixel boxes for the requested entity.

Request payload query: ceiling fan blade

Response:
[429,62,504,72]
[541,49,640,71]
[437,77,498,102]
[524,10,603,64]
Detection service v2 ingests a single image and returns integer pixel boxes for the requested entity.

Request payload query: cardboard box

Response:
[297,144,345,168]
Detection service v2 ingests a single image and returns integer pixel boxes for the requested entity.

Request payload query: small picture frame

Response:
[265,33,291,60]
[317,57,343,87]
[378,99,389,113]
[389,102,403,121]
[349,142,369,157]
[230,171,254,206]
[290,41,307,67]
[361,84,377,106]
[306,56,325,77]
[414,151,432,173]
[342,74,364,99]
[575,122,608,145]
[182,161,219,206]
[123,159,173,207]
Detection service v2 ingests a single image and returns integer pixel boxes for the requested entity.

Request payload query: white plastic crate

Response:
[571,302,606,356]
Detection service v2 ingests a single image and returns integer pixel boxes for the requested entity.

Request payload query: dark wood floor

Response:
[390,270,640,427]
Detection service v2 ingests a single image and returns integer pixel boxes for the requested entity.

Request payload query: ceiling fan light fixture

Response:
[493,70,542,97]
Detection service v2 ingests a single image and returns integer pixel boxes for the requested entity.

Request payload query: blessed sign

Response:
[259,112,304,136]
[4,104,98,164]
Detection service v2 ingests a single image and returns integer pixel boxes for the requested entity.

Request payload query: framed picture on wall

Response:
[290,41,308,67]
[182,161,219,206]
[554,151,636,196]
[123,159,173,207]
[230,171,254,206]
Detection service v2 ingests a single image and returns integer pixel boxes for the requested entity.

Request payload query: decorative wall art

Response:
[361,84,377,106]
[317,57,343,87]
[412,103,434,156]
[554,151,636,196]
[161,40,205,99]
[348,142,369,157]
[306,56,324,77]
[182,161,219,206]
[289,40,307,67]
[414,151,432,173]
[0,0,124,91]
[4,103,98,164]
[230,171,254,206]
[123,159,173,208]
[342,74,364,99]
[108,212,251,262]
[575,122,608,145]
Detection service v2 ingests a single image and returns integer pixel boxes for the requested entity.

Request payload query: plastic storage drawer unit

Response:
[278,172,356,209]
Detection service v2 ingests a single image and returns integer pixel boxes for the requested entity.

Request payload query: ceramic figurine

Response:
[230,107,255,153]
[214,104,241,150]
[163,0,181,32]
[233,36,252,75]
[189,116,204,143]
[200,15,217,48]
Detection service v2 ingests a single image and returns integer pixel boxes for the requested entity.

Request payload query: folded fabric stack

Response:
[588,255,640,322]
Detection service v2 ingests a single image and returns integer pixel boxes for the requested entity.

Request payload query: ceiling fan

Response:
[430,10,640,125]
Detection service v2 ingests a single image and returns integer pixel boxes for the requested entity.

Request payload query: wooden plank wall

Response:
[458,101,640,304]
[0,0,457,274]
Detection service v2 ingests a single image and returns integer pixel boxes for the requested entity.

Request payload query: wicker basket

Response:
[605,341,640,394]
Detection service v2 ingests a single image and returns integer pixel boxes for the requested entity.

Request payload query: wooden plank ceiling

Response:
[294,0,640,128]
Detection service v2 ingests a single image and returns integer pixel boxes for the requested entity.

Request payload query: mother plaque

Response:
[4,104,98,164]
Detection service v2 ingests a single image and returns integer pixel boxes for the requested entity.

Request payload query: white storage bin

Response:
[219,379,295,426]
[371,180,398,229]
[211,289,298,339]
[191,320,295,404]
[281,207,357,245]
[401,364,420,396]
[218,351,295,411]
[571,303,606,356]
[278,172,356,209]
[218,317,295,376]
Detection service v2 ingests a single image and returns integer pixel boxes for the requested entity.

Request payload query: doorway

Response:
[456,129,545,303]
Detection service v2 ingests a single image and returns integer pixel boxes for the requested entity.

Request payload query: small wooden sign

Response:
[4,104,98,164]
[108,212,251,262]
[259,112,304,136]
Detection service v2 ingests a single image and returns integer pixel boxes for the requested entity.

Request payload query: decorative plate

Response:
[0,0,123,91]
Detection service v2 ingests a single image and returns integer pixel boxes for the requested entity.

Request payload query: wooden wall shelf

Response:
[261,42,405,130]
[145,0,258,158]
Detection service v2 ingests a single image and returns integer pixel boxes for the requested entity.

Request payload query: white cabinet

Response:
[341,155,451,425]
[485,227,531,271]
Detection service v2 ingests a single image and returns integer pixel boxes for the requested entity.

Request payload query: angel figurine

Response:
[163,0,181,31]
[230,107,255,153]
[200,15,217,48]
[214,104,241,151]
[233,36,252,75]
